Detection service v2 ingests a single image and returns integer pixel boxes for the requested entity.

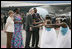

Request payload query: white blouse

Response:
[5,16,14,32]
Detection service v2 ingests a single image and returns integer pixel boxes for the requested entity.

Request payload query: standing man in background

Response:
[4,13,8,27]
[1,13,4,30]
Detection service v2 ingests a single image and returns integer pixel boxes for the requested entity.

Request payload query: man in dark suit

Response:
[1,13,4,30]
[32,8,42,48]
[4,14,8,27]
[25,9,33,48]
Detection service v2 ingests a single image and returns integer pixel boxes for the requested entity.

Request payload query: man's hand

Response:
[30,27,32,31]
[33,20,37,24]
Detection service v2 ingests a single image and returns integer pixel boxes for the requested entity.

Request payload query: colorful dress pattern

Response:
[11,15,24,48]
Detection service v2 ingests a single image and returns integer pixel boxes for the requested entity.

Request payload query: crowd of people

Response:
[1,13,8,30]
[1,8,71,48]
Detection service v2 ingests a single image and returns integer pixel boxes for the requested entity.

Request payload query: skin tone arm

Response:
[45,22,67,28]
[33,19,44,24]
[32,21,67,28]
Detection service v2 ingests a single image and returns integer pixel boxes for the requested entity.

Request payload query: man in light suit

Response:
[25,9,34,48]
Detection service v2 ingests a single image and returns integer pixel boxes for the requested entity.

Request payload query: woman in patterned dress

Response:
[11,8,24,48]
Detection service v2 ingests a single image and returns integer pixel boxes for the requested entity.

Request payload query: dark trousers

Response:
[32,27,39,47]
[6,32,13,48]
[25,31,32,48]
[1,22,3,30]
[23,24,25,30]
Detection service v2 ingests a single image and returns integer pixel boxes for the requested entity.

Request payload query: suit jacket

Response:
[25,14,33,31]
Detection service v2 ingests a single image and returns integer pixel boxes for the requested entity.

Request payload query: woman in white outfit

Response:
[56,22,71,48]
[4,10,14,48]
[40,16,58,48]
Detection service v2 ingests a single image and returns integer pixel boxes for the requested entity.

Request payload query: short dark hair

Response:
[46,15,49,17]
[33,8,36,10]
[45,15,51,20]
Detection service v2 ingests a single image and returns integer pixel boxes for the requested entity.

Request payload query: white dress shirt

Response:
[5,16,14,32]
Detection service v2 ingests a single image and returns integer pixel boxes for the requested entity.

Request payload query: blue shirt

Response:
[61,27,68,36]
[45,27,51,31]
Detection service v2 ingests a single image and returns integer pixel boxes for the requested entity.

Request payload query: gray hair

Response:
[29,8,33,12]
